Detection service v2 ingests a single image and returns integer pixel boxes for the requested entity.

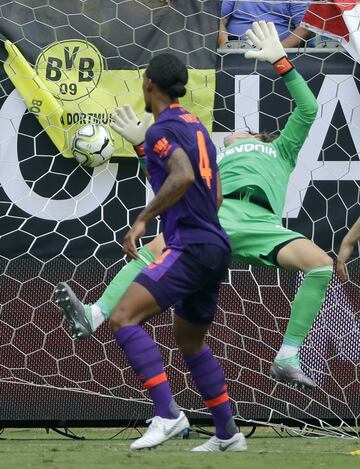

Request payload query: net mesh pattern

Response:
[0,1,359,436]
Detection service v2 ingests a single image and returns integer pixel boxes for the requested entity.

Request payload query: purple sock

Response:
[114,325,179,419]
[184,345,237,440]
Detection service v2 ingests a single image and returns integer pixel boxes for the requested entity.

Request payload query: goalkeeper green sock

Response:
[276,265,333,361]
[84,247,156,332]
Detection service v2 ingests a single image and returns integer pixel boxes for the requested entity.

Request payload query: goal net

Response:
[0,1,359,437]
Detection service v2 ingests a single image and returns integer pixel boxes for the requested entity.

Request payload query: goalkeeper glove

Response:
[110,104,152,157]
[244,21,293,76]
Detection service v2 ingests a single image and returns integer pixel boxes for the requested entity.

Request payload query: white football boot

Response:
[55,282,93,339]
[191,432,247,452]
[270,354,316,390]
[130,411,190,450]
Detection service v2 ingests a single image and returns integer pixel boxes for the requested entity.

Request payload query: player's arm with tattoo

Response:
[123,148,195,258]
[139,148,194,222]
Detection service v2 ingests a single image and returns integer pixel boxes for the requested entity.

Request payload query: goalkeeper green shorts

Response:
[218,197,305,268]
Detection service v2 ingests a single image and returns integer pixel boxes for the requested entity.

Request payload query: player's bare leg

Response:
[55,234,165,339]
[272,238,333,389]
[109,283,189,450]
[174,315,247,452]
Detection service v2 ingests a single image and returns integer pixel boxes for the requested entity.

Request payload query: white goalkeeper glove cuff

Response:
[244,21,294,76]
[110,104,152,157]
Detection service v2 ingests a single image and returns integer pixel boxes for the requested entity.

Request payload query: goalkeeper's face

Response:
[224,131,261,147]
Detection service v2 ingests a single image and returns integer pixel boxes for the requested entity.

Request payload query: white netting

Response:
[0,1,359,437]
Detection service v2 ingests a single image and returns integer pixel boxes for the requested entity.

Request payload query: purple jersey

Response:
[144,104,229,251]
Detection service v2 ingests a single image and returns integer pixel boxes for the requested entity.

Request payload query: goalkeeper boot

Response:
[55,282,93,340]
[191,432,247,452]
[130,411,189,450]
[270,354,316,389]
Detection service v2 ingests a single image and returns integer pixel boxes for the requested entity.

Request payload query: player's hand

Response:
[244,21,286,64]
[337,240,354,282]
[123,219,146,259]
[110,104,152,146]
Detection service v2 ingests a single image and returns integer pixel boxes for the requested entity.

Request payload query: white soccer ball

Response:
[71,124,115,168]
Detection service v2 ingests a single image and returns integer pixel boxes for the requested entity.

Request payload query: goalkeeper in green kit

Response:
[55,22,333,389]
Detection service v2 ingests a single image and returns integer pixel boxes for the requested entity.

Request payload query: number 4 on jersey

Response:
[197,130,212,189]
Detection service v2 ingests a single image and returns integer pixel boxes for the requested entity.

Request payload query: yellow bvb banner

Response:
[4,39,215,159]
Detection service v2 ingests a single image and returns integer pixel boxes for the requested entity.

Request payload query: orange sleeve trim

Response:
[205,392,229,409]
[144,372,168,389]
[272,57,293,76]
[153,137,173,159]
[162,143,173,158]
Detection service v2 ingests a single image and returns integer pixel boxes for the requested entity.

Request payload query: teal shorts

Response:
[218,197,305,268]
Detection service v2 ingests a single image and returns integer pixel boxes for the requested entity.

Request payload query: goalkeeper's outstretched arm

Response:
[244,22,318,167]
[111,104,152,176]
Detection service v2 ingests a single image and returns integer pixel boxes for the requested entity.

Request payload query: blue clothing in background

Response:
[221,1,310,40]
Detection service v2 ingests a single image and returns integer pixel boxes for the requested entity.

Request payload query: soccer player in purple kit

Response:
[107,54,245,451]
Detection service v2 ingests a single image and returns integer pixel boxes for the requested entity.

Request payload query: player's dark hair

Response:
[146,53,188,98]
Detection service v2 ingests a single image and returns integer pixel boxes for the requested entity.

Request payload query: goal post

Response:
[0,1,358,436]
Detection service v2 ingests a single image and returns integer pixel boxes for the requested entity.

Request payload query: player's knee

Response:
[305,252,333,270]
[322,254,333,268]
[177,339,205,357]
[109,304,134,332]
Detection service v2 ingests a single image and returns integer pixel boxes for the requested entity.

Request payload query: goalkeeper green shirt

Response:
[218,69,318,219]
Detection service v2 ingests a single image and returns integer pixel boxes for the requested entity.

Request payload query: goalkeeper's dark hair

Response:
[249,130,278,143]
[146,53,188,98]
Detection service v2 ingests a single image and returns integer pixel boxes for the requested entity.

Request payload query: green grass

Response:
[0,427,359,469]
